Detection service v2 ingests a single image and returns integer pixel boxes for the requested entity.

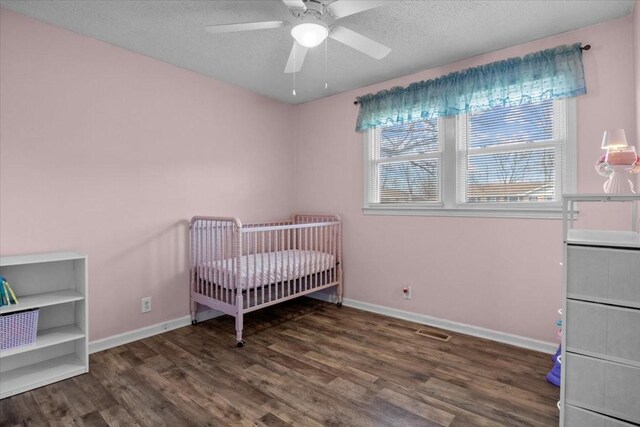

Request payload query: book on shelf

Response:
[0,276,19,307]
[0,280,6,306]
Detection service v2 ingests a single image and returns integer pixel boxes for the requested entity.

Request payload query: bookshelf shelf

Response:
[0,325,85,358]
[0,289,84,315]
[0,354,86,399]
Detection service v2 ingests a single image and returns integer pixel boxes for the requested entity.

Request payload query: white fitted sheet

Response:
[196,249,336,290]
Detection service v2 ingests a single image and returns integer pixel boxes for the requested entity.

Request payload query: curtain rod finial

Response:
[354,100,359,105]
[581,44,591,51]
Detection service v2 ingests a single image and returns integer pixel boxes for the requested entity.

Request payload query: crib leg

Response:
[337,281,343,308]
[190,300,198,325]
[235,294,244,347]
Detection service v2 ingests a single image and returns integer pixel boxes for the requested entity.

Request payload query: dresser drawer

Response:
[566,300,640,367]
[564,404,637,427]
[565,353,640,424]
[567,246,640,307]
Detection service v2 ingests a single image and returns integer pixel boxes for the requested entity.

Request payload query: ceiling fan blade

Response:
[329,26,391,59]
[282,0,307,11]
[284,41,308,73]
[326,1,388,19]
[204,21,285,34]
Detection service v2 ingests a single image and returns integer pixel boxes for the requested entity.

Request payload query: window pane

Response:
[465,148,556,203]
[380,119,439,158]
[469,100,554,149]
[379,160,439,203]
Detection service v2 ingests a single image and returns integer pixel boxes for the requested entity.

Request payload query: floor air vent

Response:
[415,329,452,342]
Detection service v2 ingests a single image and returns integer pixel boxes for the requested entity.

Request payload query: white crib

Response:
[189,213,343,346]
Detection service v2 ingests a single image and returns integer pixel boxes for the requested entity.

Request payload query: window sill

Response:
[362,205,569,219]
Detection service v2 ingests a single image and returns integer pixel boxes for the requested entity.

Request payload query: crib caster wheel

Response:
[237,341,245,348]
[191,319,198,326]
[337,302,343,308]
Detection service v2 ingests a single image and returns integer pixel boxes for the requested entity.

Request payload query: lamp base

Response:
[603,165,636,194]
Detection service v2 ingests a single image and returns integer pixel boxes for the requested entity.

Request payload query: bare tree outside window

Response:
[378,119,439,203]
[464,100,557,203]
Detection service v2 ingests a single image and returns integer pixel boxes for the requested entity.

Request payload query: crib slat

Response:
[253,233,264,305]
[210,221,214,299]
[216,221,219,300]
[221,222,226,302]
[235,223,241,307]
[314,225,319,289]
[328,224,332,285]
[199,219,204,297]
[307,225,311,292]
[207,221,211,299]
[228,224,232,305]
[304,226,309,293]
[268,228,273,303]
[333,224,337,284]
[227,222,232,304]
[211,221,215,301]
[244,232,249,309]
[215,221,219,301]
[309,224,313,291]
[221,222,225,303]
[327,225,331,285]
[193,221,197,295]
[279,229,283,299]
[216,222,220,300]
[260,232,265,306]
[194,221,198,296]
[209,221,213,299]
[287,228,292,297]
[321,225,325,286]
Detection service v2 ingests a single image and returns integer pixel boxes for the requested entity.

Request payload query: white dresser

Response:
[561,195,640,427]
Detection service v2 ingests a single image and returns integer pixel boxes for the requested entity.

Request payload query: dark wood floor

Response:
[1,298,559,426]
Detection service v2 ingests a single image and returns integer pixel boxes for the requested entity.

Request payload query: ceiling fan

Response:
[204,0,391,74]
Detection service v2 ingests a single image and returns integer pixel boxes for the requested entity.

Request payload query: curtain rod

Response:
[353,44,591,105]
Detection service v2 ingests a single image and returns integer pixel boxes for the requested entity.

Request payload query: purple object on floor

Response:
[552,345,561,363]
[546,369,560,387]
[546,357,561,387]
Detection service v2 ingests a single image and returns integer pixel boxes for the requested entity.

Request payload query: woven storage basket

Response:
[0,308,39,351]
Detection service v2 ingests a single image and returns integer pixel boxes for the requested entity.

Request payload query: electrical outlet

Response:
[141,297,151,313]
[403,285,412,300]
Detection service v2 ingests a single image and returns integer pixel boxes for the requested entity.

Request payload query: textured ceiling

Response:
[0,0,634,104]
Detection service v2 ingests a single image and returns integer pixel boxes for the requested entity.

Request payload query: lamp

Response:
[291,23,328,48]
[596,129,638,193]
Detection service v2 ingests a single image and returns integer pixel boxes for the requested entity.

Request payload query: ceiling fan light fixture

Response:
[291,23,328,48]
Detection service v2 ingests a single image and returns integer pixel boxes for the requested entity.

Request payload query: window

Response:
[364,99,575,218]
[367,118,441,204]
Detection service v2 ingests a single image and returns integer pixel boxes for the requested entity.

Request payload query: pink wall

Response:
[635,2,640,143]
[0,9,296,341]
[294,16,637,343]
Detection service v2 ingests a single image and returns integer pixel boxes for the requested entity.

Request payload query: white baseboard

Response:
[89,293,556,355]
[89,308,222,354]
[309,291,556,354]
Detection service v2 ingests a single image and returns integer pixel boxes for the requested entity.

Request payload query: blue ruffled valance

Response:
[355,43,587,132]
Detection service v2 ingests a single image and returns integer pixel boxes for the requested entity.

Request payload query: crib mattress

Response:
[196,249,336,290]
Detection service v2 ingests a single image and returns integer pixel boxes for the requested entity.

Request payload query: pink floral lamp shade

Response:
[594,129,639,193]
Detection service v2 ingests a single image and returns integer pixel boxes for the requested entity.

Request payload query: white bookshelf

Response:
[0,251,88,399]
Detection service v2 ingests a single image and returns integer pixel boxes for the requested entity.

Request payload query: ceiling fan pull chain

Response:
[325,37,328,89]
[293,43,297,96]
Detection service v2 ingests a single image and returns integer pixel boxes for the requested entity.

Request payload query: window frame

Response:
[363,98,576,219]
